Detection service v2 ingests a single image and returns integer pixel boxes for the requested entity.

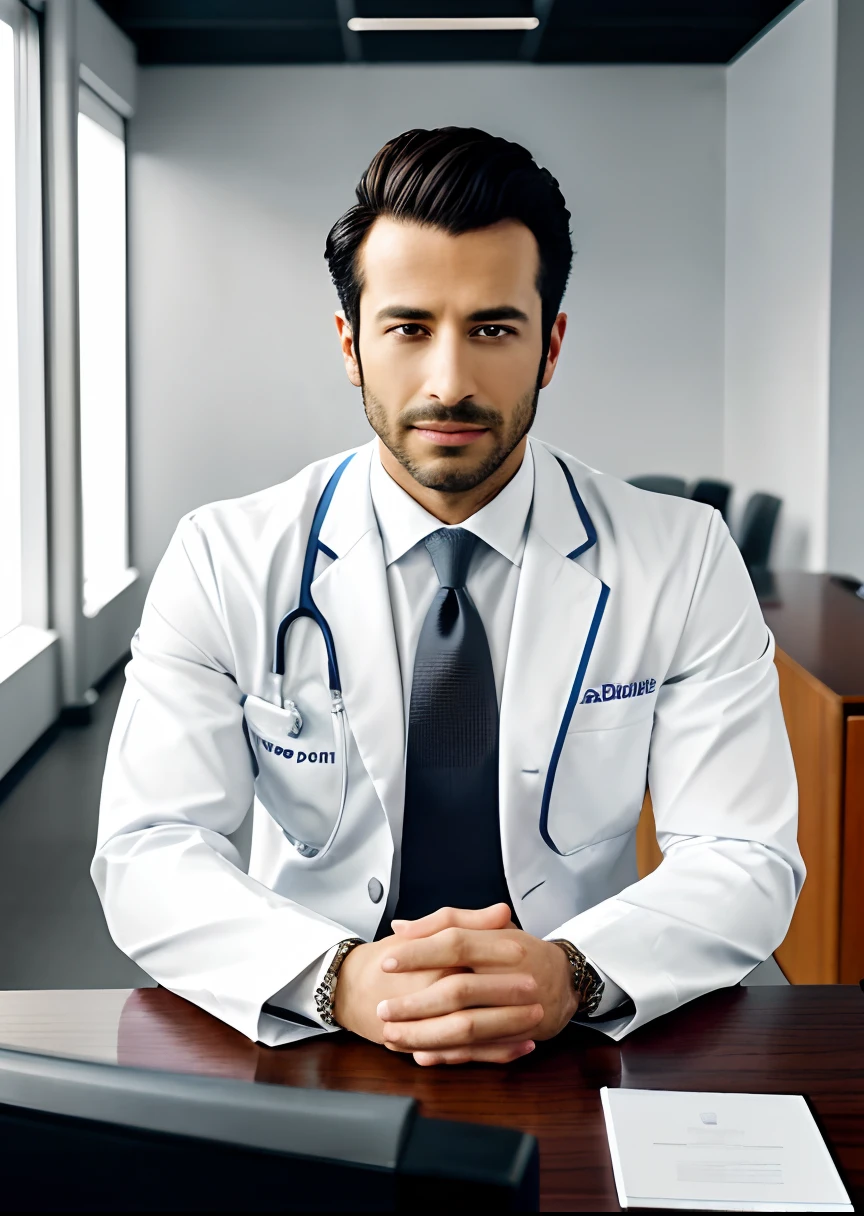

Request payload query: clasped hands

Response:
[333,903,579,1066]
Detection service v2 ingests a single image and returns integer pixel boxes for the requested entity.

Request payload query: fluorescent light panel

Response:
[348,17,539,32]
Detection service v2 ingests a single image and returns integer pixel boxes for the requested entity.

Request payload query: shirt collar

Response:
[369,440,535,569]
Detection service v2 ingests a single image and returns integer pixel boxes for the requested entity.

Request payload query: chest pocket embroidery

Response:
[242,693,344,856]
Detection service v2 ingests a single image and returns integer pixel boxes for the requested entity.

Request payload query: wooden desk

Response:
[0,986,861,1211]
[762,573,864,984]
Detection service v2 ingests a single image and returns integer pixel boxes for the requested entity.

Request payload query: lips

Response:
[412,425,489,447]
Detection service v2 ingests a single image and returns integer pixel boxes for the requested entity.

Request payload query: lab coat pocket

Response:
[242,694,343,856]
[544,717,653,856]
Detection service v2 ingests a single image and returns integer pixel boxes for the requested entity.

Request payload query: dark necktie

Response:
[393,527,513,923]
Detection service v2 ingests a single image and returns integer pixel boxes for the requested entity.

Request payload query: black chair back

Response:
[689,479,731,521]
[628,475,688,497]
[738,493,782,571]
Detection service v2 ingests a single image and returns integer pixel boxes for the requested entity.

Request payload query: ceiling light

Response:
[347,17,540,33]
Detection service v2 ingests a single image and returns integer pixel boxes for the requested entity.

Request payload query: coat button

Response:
[367,877,384,904]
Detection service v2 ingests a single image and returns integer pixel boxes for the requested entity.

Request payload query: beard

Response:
[362,382,540,494]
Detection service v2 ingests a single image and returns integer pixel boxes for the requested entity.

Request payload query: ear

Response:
[539,312,568,390]
[334,311,362,388]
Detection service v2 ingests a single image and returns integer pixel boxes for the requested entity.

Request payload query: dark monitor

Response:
[0,1046,538,1211]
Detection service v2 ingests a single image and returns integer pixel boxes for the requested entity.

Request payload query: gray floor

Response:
[0,664,785,991]
[0,666,152,990]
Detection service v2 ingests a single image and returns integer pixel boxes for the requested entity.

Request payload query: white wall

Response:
[724,0,836,570]
[827,0,864,581]
[128,64,726,582]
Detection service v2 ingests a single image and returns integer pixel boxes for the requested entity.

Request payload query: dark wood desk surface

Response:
[762,571,864,700]
[0,985,862,1211]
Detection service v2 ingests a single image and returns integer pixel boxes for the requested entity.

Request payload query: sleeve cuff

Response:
[581,957,629,1018]
[265,941,344,1030]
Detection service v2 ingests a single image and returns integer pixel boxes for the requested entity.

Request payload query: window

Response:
[0,15,21,639]
[77,84,130,617]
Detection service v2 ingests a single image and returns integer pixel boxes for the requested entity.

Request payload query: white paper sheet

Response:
[601,1088,852,1212]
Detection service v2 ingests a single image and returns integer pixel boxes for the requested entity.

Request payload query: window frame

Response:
[0,0,139,780]
[0,0,50,642]
[0,0,58,781]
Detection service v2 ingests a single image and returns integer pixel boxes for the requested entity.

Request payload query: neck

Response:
[378,438,528,525]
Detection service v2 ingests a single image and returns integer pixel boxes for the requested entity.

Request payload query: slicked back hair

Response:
[324,127,573,366]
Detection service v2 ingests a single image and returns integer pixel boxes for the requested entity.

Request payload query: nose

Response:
[421,328,477,406]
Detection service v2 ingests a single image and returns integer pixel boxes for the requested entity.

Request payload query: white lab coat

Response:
[92,437,804,1045]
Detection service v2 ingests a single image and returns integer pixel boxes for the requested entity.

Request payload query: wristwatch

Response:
[550,939,605,1016]
[314,937,364,1028]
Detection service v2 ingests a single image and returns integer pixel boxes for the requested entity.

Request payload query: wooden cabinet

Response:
[773,649,848,982]
[840,715,864,980]
[636,572,864,984]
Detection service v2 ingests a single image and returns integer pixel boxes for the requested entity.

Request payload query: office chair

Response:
[689,479,732,522]
[737,492,782,572]
[627,475,689,497]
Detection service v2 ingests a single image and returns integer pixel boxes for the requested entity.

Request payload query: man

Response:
[93,127,803,1066]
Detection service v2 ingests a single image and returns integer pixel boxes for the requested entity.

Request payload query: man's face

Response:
[338,217,560,493]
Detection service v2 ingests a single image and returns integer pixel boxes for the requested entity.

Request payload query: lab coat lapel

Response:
[500,441,607,892]
[312,444,406,838]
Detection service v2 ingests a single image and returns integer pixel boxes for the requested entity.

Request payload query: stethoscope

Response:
[265,453,356,859]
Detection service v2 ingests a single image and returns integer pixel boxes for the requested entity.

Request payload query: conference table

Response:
[0,985,862,1211]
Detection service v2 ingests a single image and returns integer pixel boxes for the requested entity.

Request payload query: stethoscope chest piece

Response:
[283,700,303,738]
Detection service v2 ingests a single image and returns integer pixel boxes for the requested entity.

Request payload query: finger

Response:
[390,904,512,939]
[413,1041,536,1067]
[378,972,539,1022]
[381,1003,544,1052]
[381,926,525,973]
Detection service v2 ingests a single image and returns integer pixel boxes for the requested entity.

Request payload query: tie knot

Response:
[425,528,478,589]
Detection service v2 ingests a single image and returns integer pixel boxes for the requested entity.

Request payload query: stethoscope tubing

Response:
[272,453,356,692]
[269,454,356,860]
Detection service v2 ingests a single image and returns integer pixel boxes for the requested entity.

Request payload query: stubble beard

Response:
[361,383,540,493]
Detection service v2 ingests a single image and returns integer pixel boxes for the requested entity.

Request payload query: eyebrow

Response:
[373,305,530,325]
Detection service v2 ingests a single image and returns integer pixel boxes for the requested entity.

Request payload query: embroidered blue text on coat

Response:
[580,678,656,704]
[250,730,335,765]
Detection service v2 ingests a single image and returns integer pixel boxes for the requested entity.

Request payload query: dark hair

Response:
[324,127,573,361]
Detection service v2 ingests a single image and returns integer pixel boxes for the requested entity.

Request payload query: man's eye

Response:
[390,323,513,339]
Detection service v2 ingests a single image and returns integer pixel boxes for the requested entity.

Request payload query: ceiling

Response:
[95,1,798,66]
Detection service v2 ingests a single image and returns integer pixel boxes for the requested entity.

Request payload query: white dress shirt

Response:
[271,442,625,1025]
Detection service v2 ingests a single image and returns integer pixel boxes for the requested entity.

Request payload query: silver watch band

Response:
[550,938,605,1015]
[314,938,364,1027]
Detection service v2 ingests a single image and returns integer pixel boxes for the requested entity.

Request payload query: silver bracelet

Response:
[314,938,364,1028]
